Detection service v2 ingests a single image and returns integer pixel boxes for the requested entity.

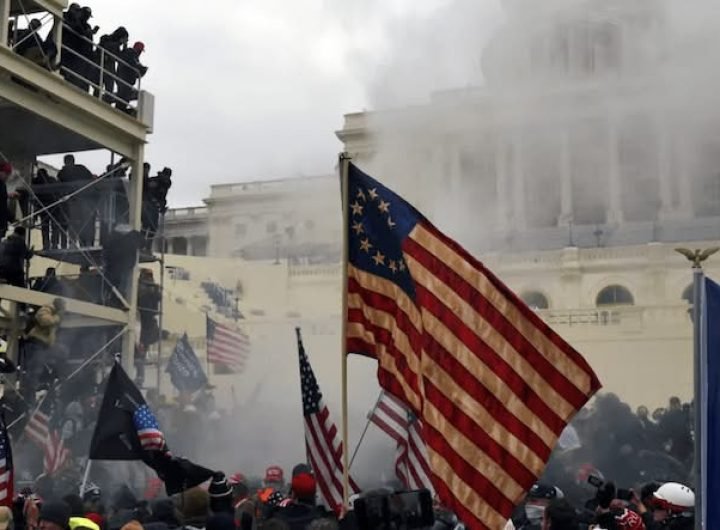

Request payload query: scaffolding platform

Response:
[36,247,158,266]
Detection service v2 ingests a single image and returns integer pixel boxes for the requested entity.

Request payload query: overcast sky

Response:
[50,0,502,206]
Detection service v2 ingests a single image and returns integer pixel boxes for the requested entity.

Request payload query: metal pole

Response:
[80,459,93,495]
[349,392,383,469]
[693,266,703,530]
[0,0,10,47]
[156,213,165,394]
[339,152,352,507]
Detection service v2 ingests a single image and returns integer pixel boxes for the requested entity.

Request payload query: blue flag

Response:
[166,334,207,393]
[703,278,720,528]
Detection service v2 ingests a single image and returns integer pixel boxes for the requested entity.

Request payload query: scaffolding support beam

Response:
[121,143,145,376]
[0,284,128,324]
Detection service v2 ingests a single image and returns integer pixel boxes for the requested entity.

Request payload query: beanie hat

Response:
[40,501,71,529]
[291,473,317,500]
[69,517,101,530]
[264,466,284,484]
[84,513,104,528]
[208,473,232,499]
[176,487,208,521]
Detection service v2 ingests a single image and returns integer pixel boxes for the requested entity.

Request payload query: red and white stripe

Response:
[25,409,50,447]
[369,392,434,493]
[0,458,11,504]
[305,402,359,512]
[43,431,70,475]
[208,322,249,372]
[138,428,165,451]
[347,220,602,529]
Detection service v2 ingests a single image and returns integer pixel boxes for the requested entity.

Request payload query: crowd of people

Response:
[7,4,148,113]
[0,365,698,530]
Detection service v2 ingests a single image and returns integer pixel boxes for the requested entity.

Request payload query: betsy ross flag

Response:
[344,163,601,530]
[369,392,433,493]
[24,393,71,475]
[296,328,359,513]
[0,416,12,506]
[90,363,213,495]
[206,316,249,372]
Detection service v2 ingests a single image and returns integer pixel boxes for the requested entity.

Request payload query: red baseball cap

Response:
[291,473,316,499]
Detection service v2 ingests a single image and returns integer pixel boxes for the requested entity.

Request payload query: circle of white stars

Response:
[351,187,407,275]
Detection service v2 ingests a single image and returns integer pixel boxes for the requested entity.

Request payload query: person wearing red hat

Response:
[117,41,147,113]
[273,473,323,529]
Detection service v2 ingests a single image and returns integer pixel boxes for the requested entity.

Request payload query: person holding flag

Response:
[89,362,214,495]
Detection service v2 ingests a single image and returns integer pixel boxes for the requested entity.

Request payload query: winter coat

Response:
[0,234,31,275]
[57,163,93,182]
[25,304,62,346]
[117,48,147,84]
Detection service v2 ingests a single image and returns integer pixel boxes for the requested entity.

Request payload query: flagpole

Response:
[349,391,383,469]
[80,458,92,496]
[675,247,719,530]
[693,265,703,530]
[339,152,352,507]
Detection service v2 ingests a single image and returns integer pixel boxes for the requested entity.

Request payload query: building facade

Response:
[162,0,720,407]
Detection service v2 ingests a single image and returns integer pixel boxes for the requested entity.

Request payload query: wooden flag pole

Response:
[339,152,352,508]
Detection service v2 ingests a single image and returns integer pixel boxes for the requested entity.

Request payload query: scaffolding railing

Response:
[6,4,144,111]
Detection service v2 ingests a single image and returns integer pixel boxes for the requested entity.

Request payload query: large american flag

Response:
[345,163,601,530]
[296,328,358,513]
[369,392,433,493]
[0,416,12,506]
[133,404,166,451]
[24,395,71,475]
[206,316,249,372]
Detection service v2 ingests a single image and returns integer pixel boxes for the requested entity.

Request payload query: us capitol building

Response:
[163,0,720,409]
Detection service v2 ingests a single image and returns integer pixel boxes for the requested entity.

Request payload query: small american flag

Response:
[25,394,70,475]
[296,328,358,513]
[24,398,51,447]
[133,404,165,451]
[43,431,70,475]
[0,416,13,506]
[207,316,249,372]
[369,392,434,493]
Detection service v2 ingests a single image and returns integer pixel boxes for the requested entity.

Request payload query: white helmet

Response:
[653,482,695,513]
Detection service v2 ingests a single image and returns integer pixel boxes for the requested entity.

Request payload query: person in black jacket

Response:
[0,226,33,288]
[32,167,59,249]
[117,41,148,113]
[97,27,129,103]
[57,154,96,247]
[273,473,326,530]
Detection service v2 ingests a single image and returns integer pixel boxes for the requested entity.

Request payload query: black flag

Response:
[89,363,214,494]
[166,334,207,393]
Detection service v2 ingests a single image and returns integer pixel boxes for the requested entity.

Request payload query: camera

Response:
[354,489,435,530]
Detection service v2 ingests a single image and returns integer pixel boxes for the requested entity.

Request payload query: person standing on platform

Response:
[32,167,60,250]
[0,226,33,288]
[57,154,96,247]
[21,297,65,402]
[117,41,148,113]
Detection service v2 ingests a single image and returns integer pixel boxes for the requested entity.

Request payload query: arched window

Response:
[596,285,634,307]
[682,285,693,305]
[521,291,549,310]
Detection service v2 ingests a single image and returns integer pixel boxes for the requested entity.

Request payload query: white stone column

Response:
[186,237,194,257]
[656,116,674,219]
[511,132,527,230]
[606,117,624,224]
[558,129,573,226]
[676,137,694,217]
[495,134,510,232]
